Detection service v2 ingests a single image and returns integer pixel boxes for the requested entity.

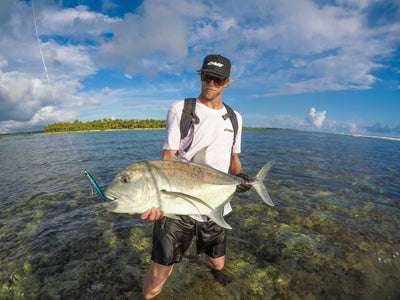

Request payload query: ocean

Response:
[1,129,399,299]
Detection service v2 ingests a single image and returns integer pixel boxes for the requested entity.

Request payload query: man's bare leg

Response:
[142,261,174,299]
[206,255,231,286]
[206,255,225,270]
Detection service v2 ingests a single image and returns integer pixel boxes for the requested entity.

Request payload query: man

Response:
[140,54,249,299]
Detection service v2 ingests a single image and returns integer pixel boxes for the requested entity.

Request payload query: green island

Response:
[44,118,167,133]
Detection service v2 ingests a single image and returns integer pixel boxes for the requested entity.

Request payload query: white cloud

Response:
[38,4,121,36]
[0,66,99,133]
[242,112,309,130]
[102,87,112,95]
[349,123,359,133]
[0,1,102,132]
[217,0,399,96]
[97,0,208,76]
[0,106,78,134]
[243,108,331,131]
[306,107,326,128]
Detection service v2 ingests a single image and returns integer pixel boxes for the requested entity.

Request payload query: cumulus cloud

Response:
[349,123,359,133]
[0,69,51,122]
[101,87,112,95]
[38,4,120,36]
[0,106,78,133]
[0,1,105,133]
[306,107,326,128]
[228,0,400,96]
[97,0,208,76]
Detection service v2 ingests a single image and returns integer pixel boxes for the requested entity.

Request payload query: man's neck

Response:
[197,95,224,110]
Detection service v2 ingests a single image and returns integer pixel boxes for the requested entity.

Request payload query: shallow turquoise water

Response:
[0,130,399,299]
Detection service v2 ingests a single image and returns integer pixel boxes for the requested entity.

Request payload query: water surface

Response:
[1,130,399,299]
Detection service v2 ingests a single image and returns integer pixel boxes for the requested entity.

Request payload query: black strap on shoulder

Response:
[180,98,199,140]
[180,98,199,152]
[180,98,238,152]
[222,102,238,148]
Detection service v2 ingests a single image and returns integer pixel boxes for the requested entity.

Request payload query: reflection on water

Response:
[0,130,399,299]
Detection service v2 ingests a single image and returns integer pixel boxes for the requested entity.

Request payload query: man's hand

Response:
[140,207,165,221]
[235,173,252,193]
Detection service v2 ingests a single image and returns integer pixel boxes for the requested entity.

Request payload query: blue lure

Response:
[84,169,106,201]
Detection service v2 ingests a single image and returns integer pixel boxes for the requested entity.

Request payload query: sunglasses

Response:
[201,73,226,86]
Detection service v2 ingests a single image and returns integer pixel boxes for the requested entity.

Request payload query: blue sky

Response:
[0,0,399,137]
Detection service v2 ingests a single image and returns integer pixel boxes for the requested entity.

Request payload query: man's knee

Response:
[143,261,174,299]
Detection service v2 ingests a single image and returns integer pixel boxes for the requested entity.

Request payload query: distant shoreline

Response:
[242,127,296,131]
[2,128,399,142]
[0,127,294,138]
[0,130,45,138]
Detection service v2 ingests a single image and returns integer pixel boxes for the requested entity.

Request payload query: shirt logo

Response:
[208,61,223,68]
[224,128,233,133]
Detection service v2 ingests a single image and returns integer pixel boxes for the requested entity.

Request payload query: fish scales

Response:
[155,161,237,185]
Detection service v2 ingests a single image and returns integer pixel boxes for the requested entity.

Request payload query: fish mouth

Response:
[104,191,119,201]
[104,191,131,203]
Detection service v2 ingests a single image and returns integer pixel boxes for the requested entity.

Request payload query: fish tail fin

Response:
[251,160,275,206]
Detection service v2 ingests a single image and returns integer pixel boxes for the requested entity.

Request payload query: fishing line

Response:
[31,0,106,201]
[32,0,50,86]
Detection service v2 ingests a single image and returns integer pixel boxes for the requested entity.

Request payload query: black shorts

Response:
[151,216,228,266]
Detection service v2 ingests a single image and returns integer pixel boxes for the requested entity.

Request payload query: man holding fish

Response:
[139,54,251,299]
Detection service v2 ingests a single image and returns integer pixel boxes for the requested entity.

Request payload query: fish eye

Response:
[120,176,129,184]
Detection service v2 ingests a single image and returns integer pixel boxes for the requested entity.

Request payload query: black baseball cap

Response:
[198,54,231,78]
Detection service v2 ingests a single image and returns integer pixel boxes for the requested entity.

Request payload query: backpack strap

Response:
[222,102,238,148]
[179,98,238,153]
[180,98,199,152]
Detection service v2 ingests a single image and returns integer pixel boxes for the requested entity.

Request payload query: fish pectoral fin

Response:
[207,206,232,230]
[165,214,181,220]
[160,190,232,229]
[160,190,214,211]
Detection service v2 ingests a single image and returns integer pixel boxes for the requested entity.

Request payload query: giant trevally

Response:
[104,148,274,229]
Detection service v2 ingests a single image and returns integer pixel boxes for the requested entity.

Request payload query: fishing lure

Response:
[84,169,107,201]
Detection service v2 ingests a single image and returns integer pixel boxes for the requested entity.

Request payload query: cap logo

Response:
[207,61,223,68]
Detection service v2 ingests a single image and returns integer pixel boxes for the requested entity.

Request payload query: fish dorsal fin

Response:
[168,157,182,162]
[192,147,207,164]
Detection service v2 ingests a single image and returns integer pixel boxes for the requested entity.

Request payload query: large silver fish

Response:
[104,149,274,229]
